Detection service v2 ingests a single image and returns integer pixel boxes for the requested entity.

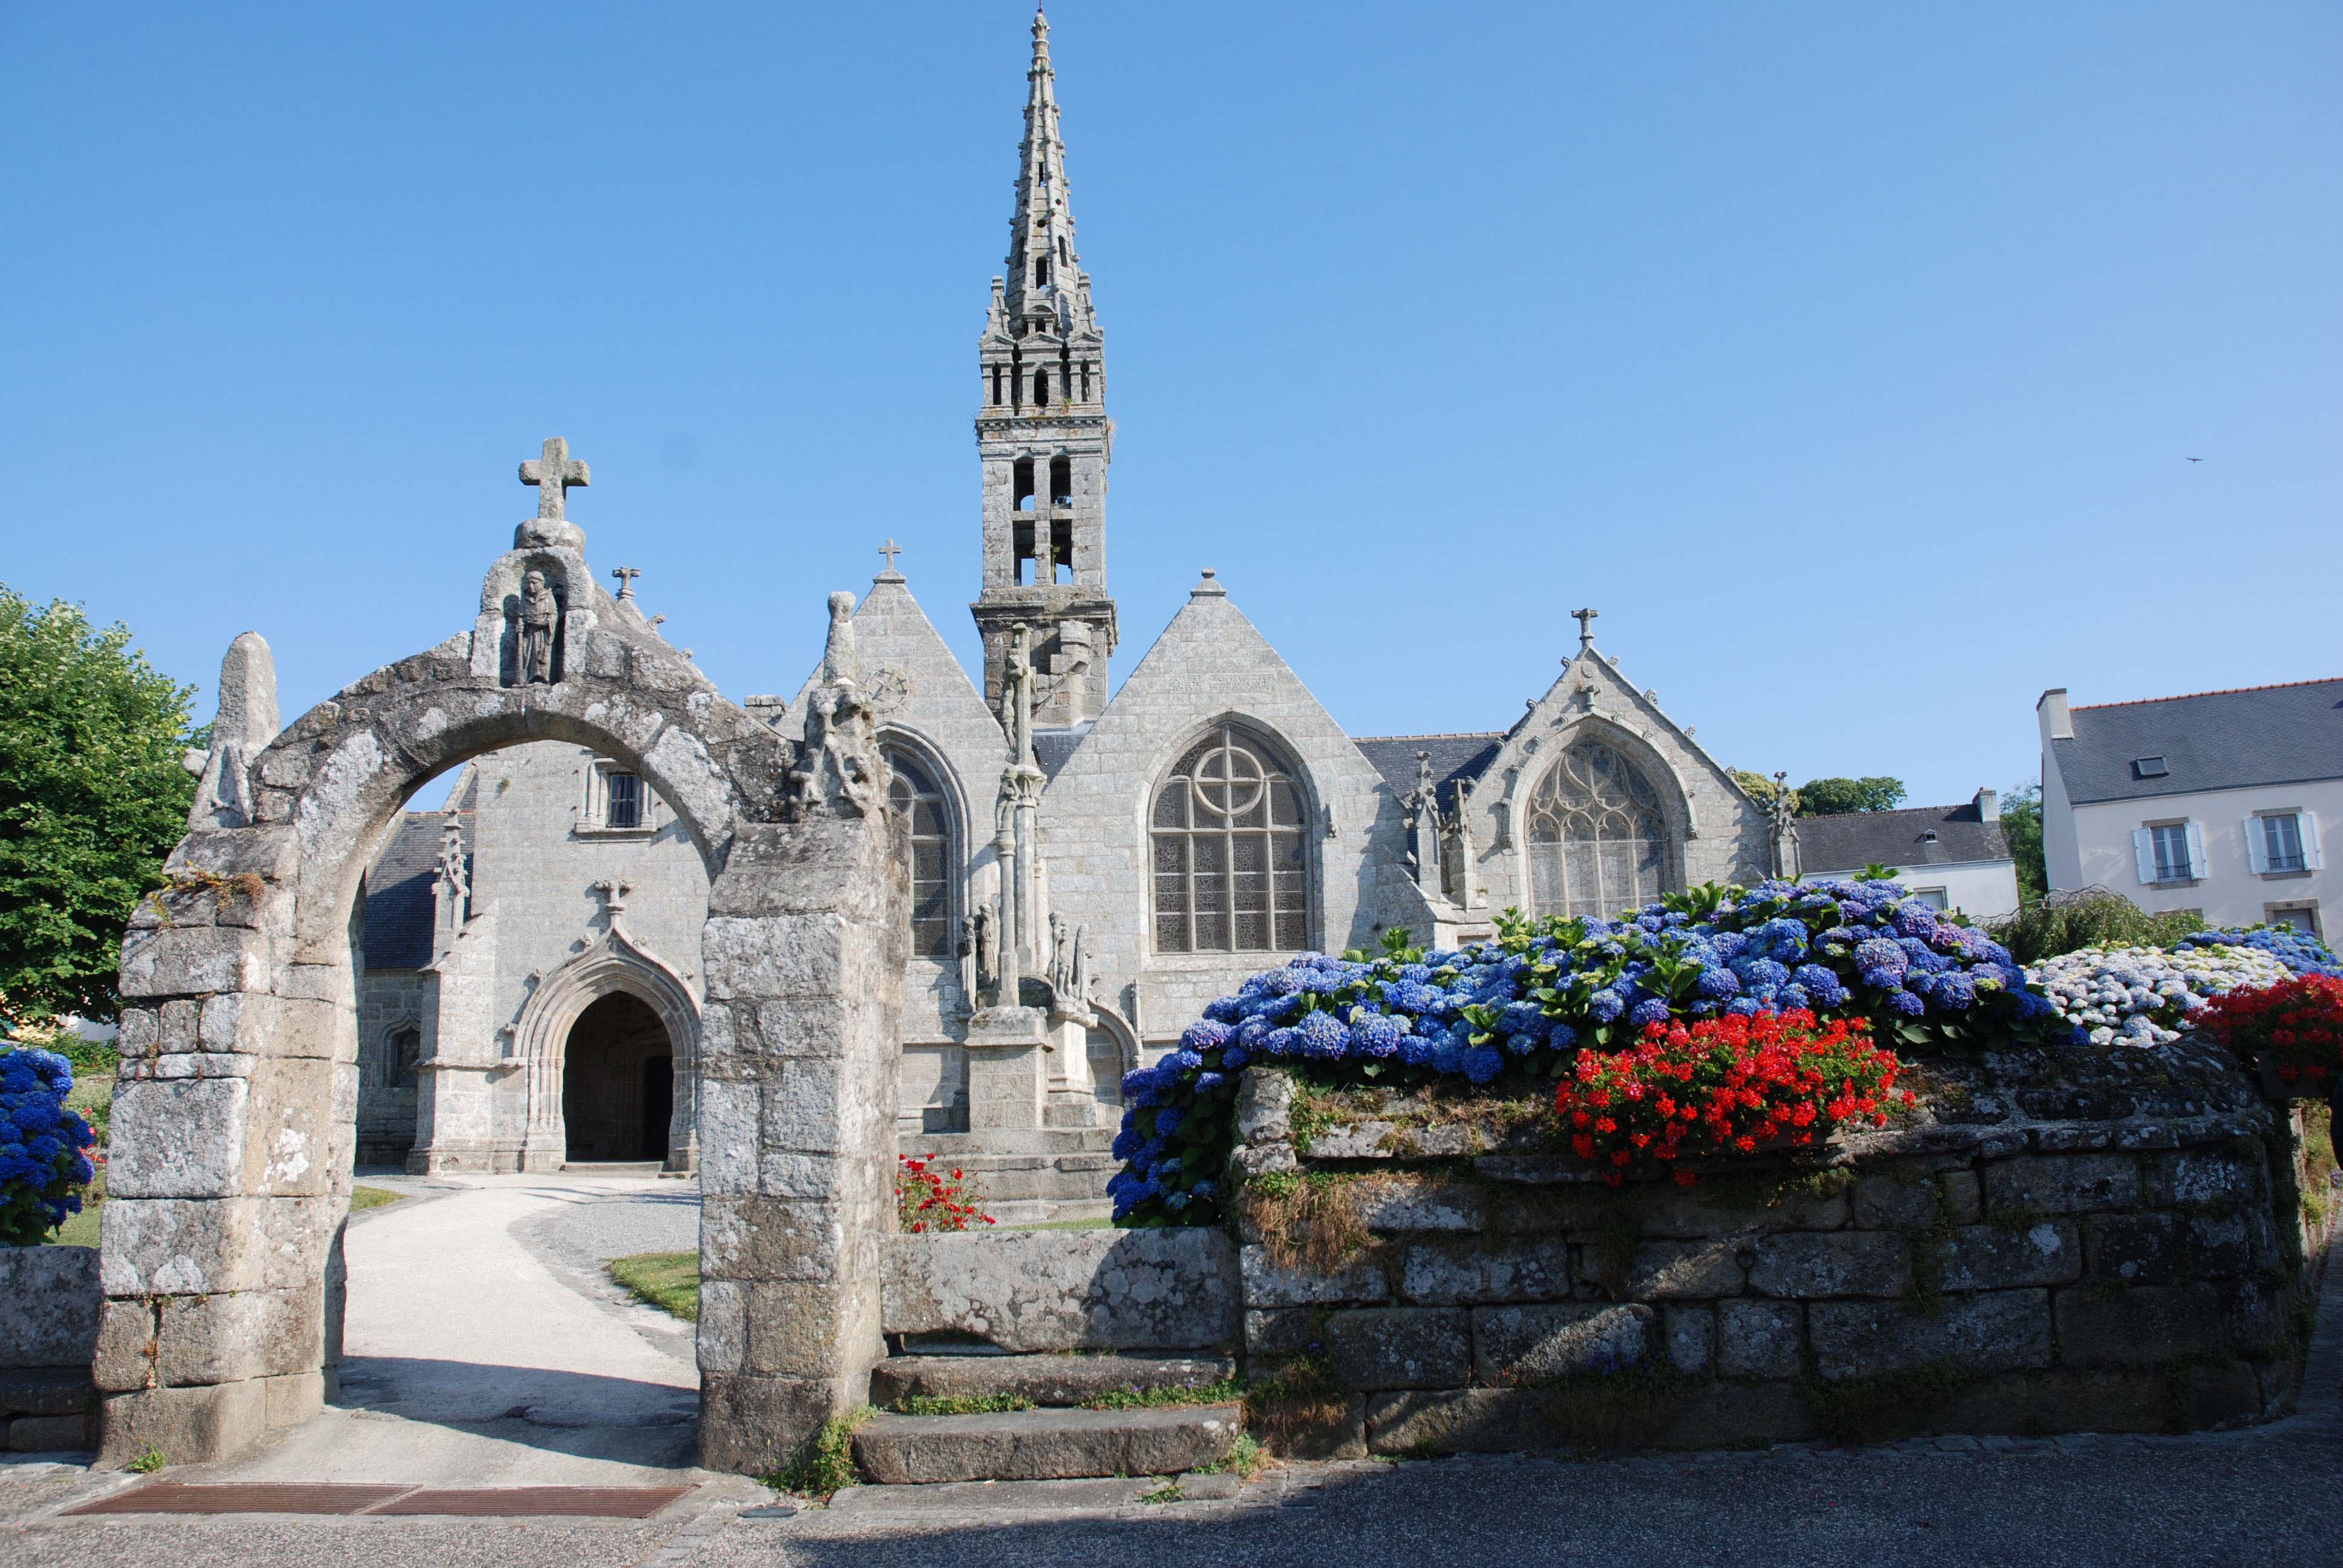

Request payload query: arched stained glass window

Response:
[1150,725,1309,953]
[1524,740,1672,920]
[885,749,954,958]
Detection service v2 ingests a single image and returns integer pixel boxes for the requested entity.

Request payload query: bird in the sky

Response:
[2187,457,2203,463]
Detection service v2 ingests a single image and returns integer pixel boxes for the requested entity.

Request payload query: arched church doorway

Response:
[562,992,675,1163]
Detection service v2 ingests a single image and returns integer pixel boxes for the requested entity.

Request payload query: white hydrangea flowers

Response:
[2027,945,2293,1047]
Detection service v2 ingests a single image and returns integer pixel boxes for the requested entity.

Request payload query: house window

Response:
[606,772,643,829]
[2146,820,2183,881]
[2259,813,2307,874]
[885,750,954,958]
[2133,756,2169,779]
[1912,888,1949,911]
[1524,741,1673,920]
[2266,903,2323,939]
[1150,725,1309,953]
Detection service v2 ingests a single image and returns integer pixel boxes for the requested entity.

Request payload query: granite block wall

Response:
[1227,1036,2333,1456]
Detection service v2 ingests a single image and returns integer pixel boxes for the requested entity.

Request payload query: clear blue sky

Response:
[4,3,2336,808]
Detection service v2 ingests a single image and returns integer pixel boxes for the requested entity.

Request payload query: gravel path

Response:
[510,1180,702,1280]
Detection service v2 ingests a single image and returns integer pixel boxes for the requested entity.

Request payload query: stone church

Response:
[353,11,1775,1212]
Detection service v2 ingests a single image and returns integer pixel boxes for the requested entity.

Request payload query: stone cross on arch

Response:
[520,437,591,520]
[877,538,903,575]
[1571,606,1599,652]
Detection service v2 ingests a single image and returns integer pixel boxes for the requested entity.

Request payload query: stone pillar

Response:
[695,813,908,1474]
[97,826,351,1468]
[964,1005,1052,1132]
[408,907,508,1174]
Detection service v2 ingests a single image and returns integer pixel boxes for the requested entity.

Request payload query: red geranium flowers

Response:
[1552,1009,1913,1187]
[896,1154,997,1232]
[2195,973,2343,1091]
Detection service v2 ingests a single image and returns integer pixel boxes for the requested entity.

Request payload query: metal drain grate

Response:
[65,1483,696,1518]
[370,1486,695,1518]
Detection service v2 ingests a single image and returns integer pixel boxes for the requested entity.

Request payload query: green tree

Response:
[0,587,197,1026]
[1794,776,1908,817]
[1728,768,1782,806]
[1999,779,2047,903]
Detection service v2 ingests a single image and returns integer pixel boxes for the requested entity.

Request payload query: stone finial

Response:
[611,566,641,602]
[1190,569,1227,600]
[520,437,590,521]
[780,681,886,820]
[822,591,859,685]
[1571,606,1599,653]
[877,539,905,581]
[183,631,280,830]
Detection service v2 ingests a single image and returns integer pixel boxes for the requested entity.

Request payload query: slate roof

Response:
[2052,678,2343,806]
[1796,802,2010,875]
[1034,724,1091,783]
[361,810,471,970]
[1352,733,1504,810]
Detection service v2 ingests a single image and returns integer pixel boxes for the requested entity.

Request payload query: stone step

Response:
[871,1353,1238,1410]
[903,1129,1115,1157]
[852,1404,1241,1485]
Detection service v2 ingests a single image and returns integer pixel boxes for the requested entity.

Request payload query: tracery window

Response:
[885,748,954,958]
[1524,740,1672,920]
[1151,725,1308,953]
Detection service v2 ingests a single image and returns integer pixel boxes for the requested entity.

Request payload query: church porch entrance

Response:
[560,991,675,1164]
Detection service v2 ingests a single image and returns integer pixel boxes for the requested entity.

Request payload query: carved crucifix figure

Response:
[1002,621,1036,765]
[520,437,590,520]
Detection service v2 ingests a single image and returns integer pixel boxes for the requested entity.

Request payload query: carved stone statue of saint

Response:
[969,906,998,1002]
[821,590,859,684]
[519,569,560,684]
[1001,622,1035,765]
[1047,912,1071,991]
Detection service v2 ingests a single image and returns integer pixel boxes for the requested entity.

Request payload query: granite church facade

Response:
[353,13,1775,1210]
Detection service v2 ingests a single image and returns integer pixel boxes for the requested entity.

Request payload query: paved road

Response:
[225,1172,703,1488]
[5,1180,2339,1566]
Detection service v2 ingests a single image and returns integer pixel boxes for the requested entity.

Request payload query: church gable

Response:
[1040,571,1413,1035]
[1461,635,1772,915]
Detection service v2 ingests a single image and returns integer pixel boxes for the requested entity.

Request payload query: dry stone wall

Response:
[1228,1036,2333,1455]
[0,1246,100,1452]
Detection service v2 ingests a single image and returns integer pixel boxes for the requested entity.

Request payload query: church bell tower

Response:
[971,7,1116,730]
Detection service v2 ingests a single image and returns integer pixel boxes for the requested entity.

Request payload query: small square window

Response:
[1912,888,1949,911]
[606,772,642,829]
[2132,756,2169,779]
[2264,904,2321,939]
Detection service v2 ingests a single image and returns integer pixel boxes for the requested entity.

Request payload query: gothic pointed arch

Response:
[510,923,703,1170]
[1521,732,1680,920]
[879,728,964,959]
[1146,716,1316,954]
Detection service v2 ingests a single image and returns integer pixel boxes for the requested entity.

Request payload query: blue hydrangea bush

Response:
[1110,877,2066,1228]
[2176,926,2343,981]
[0,1047,99,1246]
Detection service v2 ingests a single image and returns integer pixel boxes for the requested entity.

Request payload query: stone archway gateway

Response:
[96,440,907,1474]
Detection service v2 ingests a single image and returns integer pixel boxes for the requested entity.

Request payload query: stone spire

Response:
[972,5,1116,731]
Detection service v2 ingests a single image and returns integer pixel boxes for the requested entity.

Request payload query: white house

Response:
[2038,680,2339,939]
[1794,789,2021,922]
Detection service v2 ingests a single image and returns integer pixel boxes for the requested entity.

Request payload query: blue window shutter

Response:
[2304,811,2324,872]
[2244,818,2269,875]
[2133,828,2156,884]
[2184,822,2207,880]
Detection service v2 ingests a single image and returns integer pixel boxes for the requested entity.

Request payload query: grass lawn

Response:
[610,1251,700,1321]
[350,1186,405,1212]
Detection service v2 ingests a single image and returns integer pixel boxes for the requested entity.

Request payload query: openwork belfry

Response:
[1525,739,1674,920]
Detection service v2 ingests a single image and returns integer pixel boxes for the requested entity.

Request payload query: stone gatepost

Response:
[695,809,909,1474]
[96,823,352,1465]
